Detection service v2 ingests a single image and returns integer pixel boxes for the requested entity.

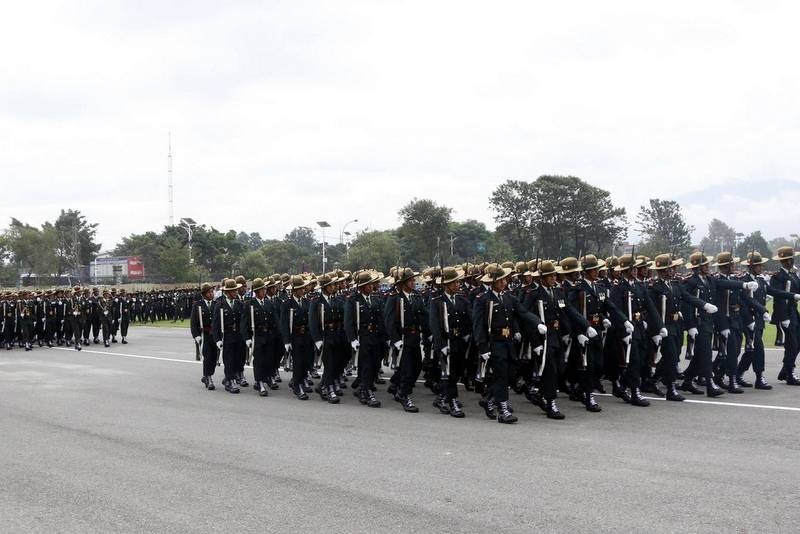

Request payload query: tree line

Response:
[1,176,797,285]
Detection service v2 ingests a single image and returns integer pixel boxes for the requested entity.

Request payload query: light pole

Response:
[179,217,197,265]
[340,218,358,244]
[317,221,330,273]
[448,233,458,259]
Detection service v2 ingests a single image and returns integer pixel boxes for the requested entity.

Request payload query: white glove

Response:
[480,352,491,361]
[643,321,648,330]
[194,335,202,344]
[624,321,634,334]
[688,327,698,338]
[441,345,450,356]
[659,328,668,337]
[720,329,730,337]
[513,332,522,342]
[315,340,323,351]
[216,341,223,349]
[781,320,790,328]
[652,334,662,345]
[351,340,360,351]
[703,303,718,314]
[677,311,683,320]
[561,335,570,346]
[602,318,611,329]
[533,345,543,356]
[245,339,252,348]
[622,334,632,344]
[743,281,758,292]
[747,322,755,331]
[763,312,771,322]
[537,324,547,335]
[284,343,292,352]
[586,327,598,339]
[427,335,433,342]
[462,334,470,343]
[394,340,403,350]
[577,334,589,346]
[794,294,800,301]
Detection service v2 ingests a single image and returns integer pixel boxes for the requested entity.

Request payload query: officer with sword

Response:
[191,283,218,390]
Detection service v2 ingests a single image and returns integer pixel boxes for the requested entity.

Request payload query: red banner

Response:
[127,256,144,280]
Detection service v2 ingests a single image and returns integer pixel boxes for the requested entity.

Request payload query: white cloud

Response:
[1,0,799,251]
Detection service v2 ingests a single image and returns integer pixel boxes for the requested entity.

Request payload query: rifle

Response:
[218,307,225,369]
[195,302,204,362]
[247,303,255,366]
[314,298,324,370]
[440,297,451,380]
[537,297,547,376]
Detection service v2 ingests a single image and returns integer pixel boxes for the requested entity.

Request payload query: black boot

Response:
[258,381,269,397]
[546,399,565,420]
[641,379,664,397]
[726,376,744,394]
[483,397,497,419]
[365,388,381,408]
[449,398,465,418]
[612,379,631,403]
[327,386,340,404]
[225,379,240,394]
[679,379,703,395]
[735,374,753,388]
[496,401,518,424]
[433,394,450,414]
[206,376,215,390]
[584,391,602,412]
[292,382,308,400]
[754,373,773,390]
[706,378,725,398]
[666,383,684,401]
[399,395,419,413]
[630,387,650,407]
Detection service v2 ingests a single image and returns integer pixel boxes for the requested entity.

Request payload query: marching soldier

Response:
[212,278,245,394]
[98,289,113,347]
[344,271,384,408]
[473,263,542,424]
[241,278,281,397]
[738,251,796,388]
[384,267,426,413]
[280,275,314,400]
[309,273,342,403]
[770,246,800,385]
[192,283,218,390]
[114,289,131,344]
[430,266,473,417]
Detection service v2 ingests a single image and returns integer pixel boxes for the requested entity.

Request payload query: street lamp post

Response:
[317,221,331,273]
[179,218,197,265]
[340,218,358,244]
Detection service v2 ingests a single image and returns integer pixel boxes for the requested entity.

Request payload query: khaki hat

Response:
[651,254,684,270]
[614,254,638,272]
[580,255,606,271]
[773,246,798,261]
[289,275,312,291]
[355,270,379,287]
[316,273,336,288]
[741,251,768,266]
[221,278,242,292]
[712,251,738,268]
[394,267,419,285]
[422,267,441,284]
[200,283,214,294]
[559,257,581,274]
[234,275,247,285]
[605,256,619,269]
[687,251,710,269]
[514,261,527,275]
[480,263,513,283]
[536,260,558,277]
[250,278,267,292]
[439,266,464,285]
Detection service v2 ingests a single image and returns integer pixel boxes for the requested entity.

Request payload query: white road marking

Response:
[51,347,800,413]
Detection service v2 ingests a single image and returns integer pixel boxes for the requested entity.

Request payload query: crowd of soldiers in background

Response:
[188,245,800,424]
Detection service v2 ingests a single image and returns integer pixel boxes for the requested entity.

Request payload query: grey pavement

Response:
[1,326,799,533]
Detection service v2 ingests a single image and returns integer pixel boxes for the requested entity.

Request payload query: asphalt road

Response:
[2,326,799,533]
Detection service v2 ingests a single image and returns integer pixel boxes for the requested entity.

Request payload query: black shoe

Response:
[546,399,565,420]
[497,401,518,423]
[630,388,650,407]
[449,398,465,418]
[786,374,800,386]
[679,380,703,395]
[666,384,684,402]
[641,380,664,397]
[696,376,707,386]
[111,337,117,343]
[327,387,340,404]
[93,338,99,344]
[483,398,497,419]
[778,368,787,381]
[433,394,450,414]
[121,338,128,344]
[735,375,753,388]
[400,395,419,413]
[46,341,53,348]
[311,369,320,379]
[293,384,308,400]
[612,381,632,403]
[225,380,240,394]
[206,377,215,390]
[754,375,773,390]
[258,382,269,397]
[75,343,82,351]
[529,390,547,412]
[239,376,249,388]
[726,377,744,394]
[365,389,381,408]
[706,382,725,397]
[584,393,602,412]
[104,340,110,347]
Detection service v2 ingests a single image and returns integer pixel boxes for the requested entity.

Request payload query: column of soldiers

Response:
[0,286,136,350]
[190,245,800,424]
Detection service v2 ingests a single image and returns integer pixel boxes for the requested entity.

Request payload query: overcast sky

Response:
[2,1,799,251]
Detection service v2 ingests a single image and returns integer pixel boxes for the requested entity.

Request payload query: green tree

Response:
[636,199,694,256]
[239,250,269,278]
[53,209,100,275]
[158,237,191,282]
[261,240,305,274]
[5,219,59,282]
[735,231,771,260]
[698,218,737,255]
[396,199,452,265]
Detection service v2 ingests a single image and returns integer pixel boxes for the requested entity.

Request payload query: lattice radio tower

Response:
[168,131,174,226]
